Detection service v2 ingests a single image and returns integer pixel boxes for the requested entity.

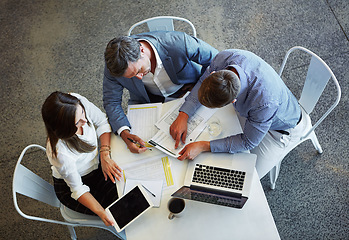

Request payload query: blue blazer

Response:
[103,31,218,133]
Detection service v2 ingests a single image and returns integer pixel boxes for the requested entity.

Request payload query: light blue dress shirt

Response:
[180,49,301,153]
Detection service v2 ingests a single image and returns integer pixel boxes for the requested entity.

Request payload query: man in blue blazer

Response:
[103,31,218,153]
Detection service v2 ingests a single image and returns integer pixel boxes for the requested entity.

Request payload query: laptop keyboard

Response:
[191,191,241,208]
[192,164,246,191]
[174,186,241,208]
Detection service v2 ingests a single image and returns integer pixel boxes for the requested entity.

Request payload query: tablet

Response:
[106,184,154,232]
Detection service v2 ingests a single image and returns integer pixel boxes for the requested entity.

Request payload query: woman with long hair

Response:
[42,91,122,226]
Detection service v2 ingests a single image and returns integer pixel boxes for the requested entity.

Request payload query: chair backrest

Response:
[12,144,76,225]
[13,144,60,207]
[12,144,125,239]
[127,16,197,37]
[278,46,341,140]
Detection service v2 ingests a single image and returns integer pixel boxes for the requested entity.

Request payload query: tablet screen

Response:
[108,185,151,229]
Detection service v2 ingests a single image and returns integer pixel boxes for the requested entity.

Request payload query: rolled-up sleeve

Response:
[210,103,277,153]
[49,150,90,200]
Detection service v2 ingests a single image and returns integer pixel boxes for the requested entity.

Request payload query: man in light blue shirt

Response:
[170,49,305,178]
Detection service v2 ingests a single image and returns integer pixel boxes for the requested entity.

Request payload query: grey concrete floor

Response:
[1,0,348,239]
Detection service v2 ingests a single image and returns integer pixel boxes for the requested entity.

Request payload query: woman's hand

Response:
[99,209,116,226]
[78,193,116,227]
[100,151,122,183]
[99,132,122,183]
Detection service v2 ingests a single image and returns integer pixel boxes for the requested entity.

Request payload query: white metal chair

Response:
[268,46,341,189]
[127,16,196,37]
[12,144,126,240]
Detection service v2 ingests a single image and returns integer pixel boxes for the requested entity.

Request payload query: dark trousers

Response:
[53,164,118,215]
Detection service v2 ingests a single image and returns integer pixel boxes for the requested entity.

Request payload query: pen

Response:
[127,137,152,151]
[148,140,176,156]
[142,184,156,197]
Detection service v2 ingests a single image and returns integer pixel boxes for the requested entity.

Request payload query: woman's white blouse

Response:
[46,93,111,200]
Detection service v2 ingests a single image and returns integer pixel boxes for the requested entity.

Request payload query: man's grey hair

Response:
[104,36,141,77]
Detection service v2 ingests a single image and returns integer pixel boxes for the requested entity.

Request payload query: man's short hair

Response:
[198,70,241,108]
[104,36,141,77]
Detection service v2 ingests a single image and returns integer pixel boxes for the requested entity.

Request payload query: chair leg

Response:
[269,162,281,190]
[309,131,323,154]
[67,226,77,240]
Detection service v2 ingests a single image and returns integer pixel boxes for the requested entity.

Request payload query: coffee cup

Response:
[167,198,185,220]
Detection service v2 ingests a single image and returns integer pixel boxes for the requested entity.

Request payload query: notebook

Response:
[171,152,256,209]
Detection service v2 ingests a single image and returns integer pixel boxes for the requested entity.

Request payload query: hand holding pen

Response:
[127,138,152,151]
[120,130,149,154]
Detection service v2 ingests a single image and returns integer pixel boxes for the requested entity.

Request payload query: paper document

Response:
[124,179,163,207]
[127,103,162,141]
[149,131,182,158]
[121,155,175,191]
[150,99,217,157]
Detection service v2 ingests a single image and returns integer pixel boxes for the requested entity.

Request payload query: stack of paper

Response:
[116,155,175,207]
[149,99,217,157]
[127,103,162,142]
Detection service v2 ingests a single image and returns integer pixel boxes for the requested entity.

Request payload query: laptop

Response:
[171,152,256,209]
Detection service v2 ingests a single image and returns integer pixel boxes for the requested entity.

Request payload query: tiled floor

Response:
[1,0,348,239]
